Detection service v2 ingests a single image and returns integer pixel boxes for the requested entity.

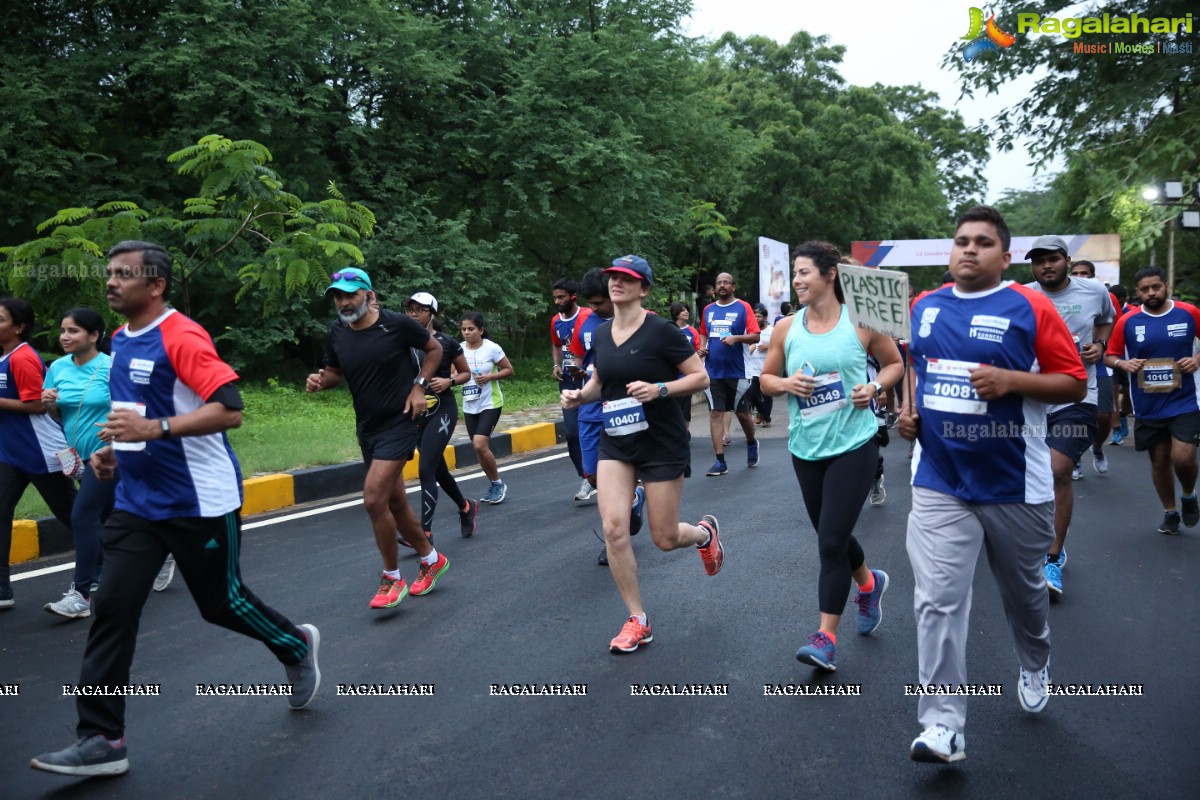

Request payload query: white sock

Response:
[383,568,402,580]
[421,548,440,566]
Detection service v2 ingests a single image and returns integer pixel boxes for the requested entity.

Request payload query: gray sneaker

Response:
[869,475,886,506]
[30,734,129,776]
[481,480,507,504]
[285,623,321,710]
[1018,661,1050,713]
[153,556,175,592]
[45,585,91,619]
[574,477,597,501]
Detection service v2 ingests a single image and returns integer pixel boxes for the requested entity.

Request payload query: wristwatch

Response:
[160,418,172,439]
[657,382,669,398]
[414,377,430,390]
[868,381,884,396]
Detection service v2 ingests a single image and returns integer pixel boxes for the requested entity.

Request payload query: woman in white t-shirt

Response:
[459,312,515,504]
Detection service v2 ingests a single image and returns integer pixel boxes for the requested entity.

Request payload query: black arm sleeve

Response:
[208,382,244,411]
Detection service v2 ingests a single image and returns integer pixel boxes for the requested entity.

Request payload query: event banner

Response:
[839,263,911,341]
[851,234,1121,285]
[758,236,791,321]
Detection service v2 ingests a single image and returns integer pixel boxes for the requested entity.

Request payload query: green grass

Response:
[13,356,560,522]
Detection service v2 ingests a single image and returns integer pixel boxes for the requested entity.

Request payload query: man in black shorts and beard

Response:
[306,268,447,608]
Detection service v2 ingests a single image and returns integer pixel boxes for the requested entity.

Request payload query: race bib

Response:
[602,396,648,436]
[110,401,148,451]
[923,358,986,415]
[798,372,848,419]
[463,382,482,400]
[1139,358,1181,394]
[709,320,732,339]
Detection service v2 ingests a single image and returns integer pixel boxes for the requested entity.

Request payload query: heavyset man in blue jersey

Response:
[31,241,320,778]
[1105,266,1200,535]
[899,207,1086,765]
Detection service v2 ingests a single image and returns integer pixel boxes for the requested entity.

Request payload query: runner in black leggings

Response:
[404,293,479,540]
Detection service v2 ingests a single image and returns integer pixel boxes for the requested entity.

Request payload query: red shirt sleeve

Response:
[697,303,710,337]
[162,315,239,401]
[1013,286,1087,380]
[549,315,562,347]
[742,301,761,335]
[1107,311,1129,358]
[687,325,701,351]
[1108,292,1120,319]
[1176,301,1200,334]
[11,345,47,402]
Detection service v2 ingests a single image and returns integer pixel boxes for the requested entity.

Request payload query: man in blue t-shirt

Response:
[550,277,592,501]
[698,272,760,475]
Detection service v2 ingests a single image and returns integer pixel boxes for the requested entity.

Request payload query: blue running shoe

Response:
[1044,562,1063,595]
[481,480,507,504]
[747,440,760,468]
[854,569,889,634]
[705,459,728,477]
[795,631,837,671]
[629,485,645,536]
[1054,548,1066,570]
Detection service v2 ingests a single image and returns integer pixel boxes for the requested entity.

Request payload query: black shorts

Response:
[1134,411,1200,451]
[464,408,503,438]
[1046,403,1098,462]
[1096,372,1114,414]
[706,378,750,413]
[359,423,420,465]
[597,453,691,482]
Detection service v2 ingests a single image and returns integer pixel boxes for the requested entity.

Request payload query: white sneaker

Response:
[910,724,966,763]
[45,585,91,619]
[1092,450,1109,474]
[574,477,597,501]
[1018,661,1050,713]
[1071,465,1083,481]
[869,475,886,506]
[153,556,176,592]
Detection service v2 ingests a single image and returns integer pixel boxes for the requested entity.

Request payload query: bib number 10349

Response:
[798,372,848,419]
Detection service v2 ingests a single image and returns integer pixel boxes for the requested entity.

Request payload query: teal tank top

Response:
[785,305,877,460]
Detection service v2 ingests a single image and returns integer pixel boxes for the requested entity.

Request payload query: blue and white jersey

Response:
[700,299,760,379]
[1107,301,1200,420]
[909,282,1086,505]
[109,309,243,520]
[0,343,67,474]
[570,310,610,424]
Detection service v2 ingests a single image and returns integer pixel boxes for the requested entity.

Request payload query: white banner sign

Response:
[758,236,790,321]
[838,263,911,340]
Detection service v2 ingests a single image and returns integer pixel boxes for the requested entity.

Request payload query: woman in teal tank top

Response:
[760,241,904,672]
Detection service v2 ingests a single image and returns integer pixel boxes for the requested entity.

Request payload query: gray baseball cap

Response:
[1025,235,1069,260]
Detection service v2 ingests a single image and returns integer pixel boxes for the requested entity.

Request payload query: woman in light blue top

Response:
[761,241,903,672]
[42,308,116,619]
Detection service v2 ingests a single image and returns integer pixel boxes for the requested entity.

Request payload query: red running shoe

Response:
[609,616,653,653]
[697,515,723,575]
[411,553,450,596]
[369,574,408,609]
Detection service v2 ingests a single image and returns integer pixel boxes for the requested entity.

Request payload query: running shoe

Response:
[369,574,408,609]
[285,623,321,710]
[869,475,886,506]
[886,411,899,429]
[30,734,129,776]
[597,546,608,566]
[705,459,728,477]
[1109,430,1124,446]
[747,440,760,468]
[1182,495,1200,528]
[1092,449,1109,474]
[0,582,13,609]
[45,585,91,619]
[1044,562,1063,596]
[697,515,723,575]
[1054,548,1067,570]
[854,569,889,635]
[398,529,434,550]
[153,555,175,592]
[1159,511,1182,536]
[411,553,450,596]
[795,631,837,671]
[459,500,479,538]
[629,485,645,537]
[721,432,732,446]
[761,419,772,428]
[910,724,966,764]
[481,480,508,504]
[1071,463,1083,481]
[1018,661,1050,713]
[574,478,597,502]
[609,615,653,653]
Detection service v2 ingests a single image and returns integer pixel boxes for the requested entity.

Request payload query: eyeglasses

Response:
[404,306,432,315]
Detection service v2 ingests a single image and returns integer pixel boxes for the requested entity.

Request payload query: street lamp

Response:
[1143,187,1160,201]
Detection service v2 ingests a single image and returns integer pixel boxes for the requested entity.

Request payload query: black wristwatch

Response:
[159,418,172,439]
[414,377,430,390]
[657,382,669,398]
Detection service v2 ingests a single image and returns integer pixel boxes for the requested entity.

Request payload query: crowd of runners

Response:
[2,202,1196,775]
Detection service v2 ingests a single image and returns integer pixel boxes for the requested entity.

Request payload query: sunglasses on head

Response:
[331,271,367,283]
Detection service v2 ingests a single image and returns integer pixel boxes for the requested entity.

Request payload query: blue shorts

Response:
[579,417,602,478]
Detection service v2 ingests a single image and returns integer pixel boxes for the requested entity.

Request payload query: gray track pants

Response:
[906,486,1053,732]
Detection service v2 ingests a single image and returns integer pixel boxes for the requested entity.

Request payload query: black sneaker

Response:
[1182,496,1199,528]
[597,546,608,567]
[459,500,479,538]
[284,623,321,710]
[31,735,129,776]
[1159,511,1182,536]
[0,582,13,610]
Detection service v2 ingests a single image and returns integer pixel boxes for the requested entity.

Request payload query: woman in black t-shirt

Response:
[562,255,721,654]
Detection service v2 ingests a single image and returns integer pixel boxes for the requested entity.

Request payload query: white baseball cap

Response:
[404,291,438,312]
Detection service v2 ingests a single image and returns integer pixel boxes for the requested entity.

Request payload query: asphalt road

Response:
[2,412,1197,799]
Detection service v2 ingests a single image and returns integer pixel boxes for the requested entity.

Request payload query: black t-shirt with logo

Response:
[323,309,431,436]
[593,312,696,465]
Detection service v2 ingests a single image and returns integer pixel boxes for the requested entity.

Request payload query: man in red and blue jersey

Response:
[1105,266,1200,535]
[898,207,1086,765]
[698,272,760,475]
[550,277,593,501]
[32,241,320,779]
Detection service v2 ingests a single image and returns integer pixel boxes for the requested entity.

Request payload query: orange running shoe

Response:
[697,515,723,575]
[411,553,450,596]
[609,616,653,653]
[369,574,408,609]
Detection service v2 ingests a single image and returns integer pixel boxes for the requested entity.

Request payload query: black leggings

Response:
[417,396,467,533]
[0,462,76,582]
[790,439,878,614]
